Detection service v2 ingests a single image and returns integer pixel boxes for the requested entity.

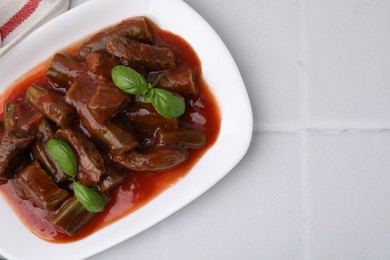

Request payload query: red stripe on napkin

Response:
[0,0,41,40]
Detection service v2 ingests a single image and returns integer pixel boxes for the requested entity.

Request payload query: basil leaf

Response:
[112,66,185,119]
[112,65,148,95]
[45,138,77,179]
[73,182,106,213]
[151,88,185,119]
[143,87,155,103]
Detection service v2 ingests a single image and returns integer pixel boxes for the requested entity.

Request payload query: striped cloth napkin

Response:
[0,0,69,57]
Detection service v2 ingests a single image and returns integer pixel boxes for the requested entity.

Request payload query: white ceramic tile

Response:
[91,133,303,259]
[184,0,302,130]
[305,0,390,127]
[307,132,390,260]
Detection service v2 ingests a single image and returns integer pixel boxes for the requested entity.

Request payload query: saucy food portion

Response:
[0,16,220,242]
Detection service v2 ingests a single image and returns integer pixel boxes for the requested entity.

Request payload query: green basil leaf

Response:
[143,87,155,103]
[112,65,148,95]
[112,66,185,119]
[73,182,106,213]
[151,88,185,119]
[45,138,78,179]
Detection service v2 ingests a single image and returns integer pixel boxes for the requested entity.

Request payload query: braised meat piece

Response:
[35,118,54,142]
[66,80,139,154]
[4,101,44,134]
[15,161,69,210]
[107,36,176,71]
[85,52,120,80]
[0,129,34,181]
[56,129,105,186]
[87,77,130,122]
[79,16,153,57]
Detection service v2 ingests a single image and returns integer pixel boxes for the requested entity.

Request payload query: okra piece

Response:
[146,70,197,95]
[124,100,177,138]
[0,122,4,140]
[79,16,153,56]
[156,128,206,149]
[32,141,68,183]
[31,119,68,183]
[66,81,139,155]
[4,103,17,129]
[46,53,82,89]
[15,161,69,210]
[107,36,176,71]
[98,165,125,193]
[56,129,105,186]
[26,86,76,127]
[88,78,130,122]
[50,196,95,236]
[112,148,187,172]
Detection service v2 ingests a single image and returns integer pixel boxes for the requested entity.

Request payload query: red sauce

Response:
[0,18,221,242]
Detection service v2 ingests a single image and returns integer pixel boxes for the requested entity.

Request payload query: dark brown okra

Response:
[146,70,197,96]
[31,119,68,183]
[156,128,206,149]
[46,53,83,89]
[98,165,126,193]
[26,86,76,127]
[50,196,96,236]
[112,148,187,172]
[124,100,178,137]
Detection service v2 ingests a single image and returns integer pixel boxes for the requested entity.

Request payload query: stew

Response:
[0,16,220,242]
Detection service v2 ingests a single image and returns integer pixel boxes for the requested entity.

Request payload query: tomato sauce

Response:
[0,18,221,243]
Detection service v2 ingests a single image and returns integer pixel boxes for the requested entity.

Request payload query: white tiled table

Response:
[69,0,390,259]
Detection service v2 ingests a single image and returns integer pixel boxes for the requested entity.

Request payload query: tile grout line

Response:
[299,0,310,259]
[254,127,390,134]
[300,128,310,260]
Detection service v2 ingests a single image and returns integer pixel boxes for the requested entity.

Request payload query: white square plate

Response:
[0,0,252,259]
